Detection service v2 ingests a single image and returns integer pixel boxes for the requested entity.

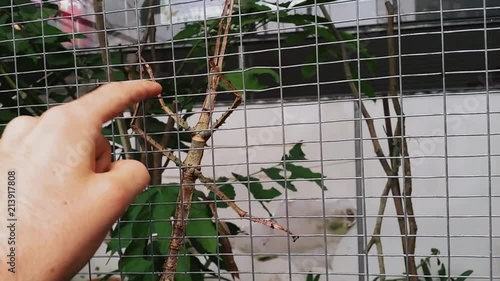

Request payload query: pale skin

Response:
[0,80,163,281]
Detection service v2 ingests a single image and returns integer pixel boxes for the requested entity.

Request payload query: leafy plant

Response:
[306,273,321,281]
[373,248,474,281]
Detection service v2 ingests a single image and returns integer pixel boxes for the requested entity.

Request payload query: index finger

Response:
[69,80,162,125]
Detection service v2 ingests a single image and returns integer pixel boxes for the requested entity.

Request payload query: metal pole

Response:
[354,101,366,281]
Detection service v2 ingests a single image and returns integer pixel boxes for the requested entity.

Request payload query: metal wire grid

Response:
[0,1,500,281]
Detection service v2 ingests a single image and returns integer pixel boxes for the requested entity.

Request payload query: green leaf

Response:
[283,163,327,190]
[287,0,337,9]
[431,248,440,256]
[220,68,280,92]
[107,190,154,255]
[421,258,433,281]
[283,142,307,161]
[118,239,151,275]
[455,270,473,281]
[40,7,59,20]
[0,109,18,123]
[261,167,296,191]
[174,23,203,40]
[285,31,309,46]
[208,177,236,208]
[240,0,273,12]
[122,189,156,221]
[273,14,330,28]
[151,219,172,255]
[0,0,12,7]
[175,246,192,281]
[46,53,76,66]
[48,92,68,103]
[186,202,218,254]
[189,256,208,281]
[300,45,331,80]
[363,57,377,76]
[150,186,178,254]
[438,264,447,281]
[106,223,134,255]
[361,80,375,98]
[347,63,376,98]
[232,172,282,201]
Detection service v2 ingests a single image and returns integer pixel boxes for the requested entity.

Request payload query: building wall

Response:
[191,90,500,281]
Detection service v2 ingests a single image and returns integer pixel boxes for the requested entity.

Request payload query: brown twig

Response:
[153,100,178,179]
[385,1,418,281]
[318,5,392,176]
[319,3,417,279]
[196,170,298,240]
[366,3,418,280]
[205,197,240,281]
[137,0,165,185]
[93,0,133,160]
[384,2,417,279]
[127,1,297,280]
[159,3,237,278]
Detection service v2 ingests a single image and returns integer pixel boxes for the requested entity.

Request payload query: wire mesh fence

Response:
[0,0,499,281]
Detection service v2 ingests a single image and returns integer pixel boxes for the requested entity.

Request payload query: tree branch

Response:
[93,0,133,160]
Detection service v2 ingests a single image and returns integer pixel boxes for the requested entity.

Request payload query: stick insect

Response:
[127,0,298,280]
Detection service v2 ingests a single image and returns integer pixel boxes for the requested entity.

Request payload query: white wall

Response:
[73,90,500,281]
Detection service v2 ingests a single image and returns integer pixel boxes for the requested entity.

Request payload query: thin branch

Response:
[130,123,182,167]
[153,100,178,178]
[385,2,418,279]
[195,170,297,240]
[139,56,193,132]
[319,5,392,176]
[318,3,418,279]
[204,197,240,281]
[93,0,133,160]
[135,1,165,184]
[159,2,240,280]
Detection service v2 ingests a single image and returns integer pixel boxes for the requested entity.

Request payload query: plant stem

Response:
[319,3,418,279]
[93,0,134,160]
[385,2,418,279]
[0,64,45,116]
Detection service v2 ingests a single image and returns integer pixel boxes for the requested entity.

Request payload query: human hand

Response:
[0,81,162,281]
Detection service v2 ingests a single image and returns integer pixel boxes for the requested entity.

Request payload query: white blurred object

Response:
[230,198,356,280]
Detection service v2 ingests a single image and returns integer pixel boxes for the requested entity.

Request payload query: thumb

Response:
[89,160,151,220]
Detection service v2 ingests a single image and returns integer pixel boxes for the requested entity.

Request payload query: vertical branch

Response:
[319,5,393,175]
[140,0,164,185]
[205,198,240,281]
[319,3,418,280]
[152,101,177,184]
[385,2,418,279]
[160,1,235,280]
[93,0,134,160]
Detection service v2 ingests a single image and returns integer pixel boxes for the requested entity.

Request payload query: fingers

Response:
[88,159,150,220]
[69,80,162,126]
[0,115,39,147]
[95,134,112,173]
